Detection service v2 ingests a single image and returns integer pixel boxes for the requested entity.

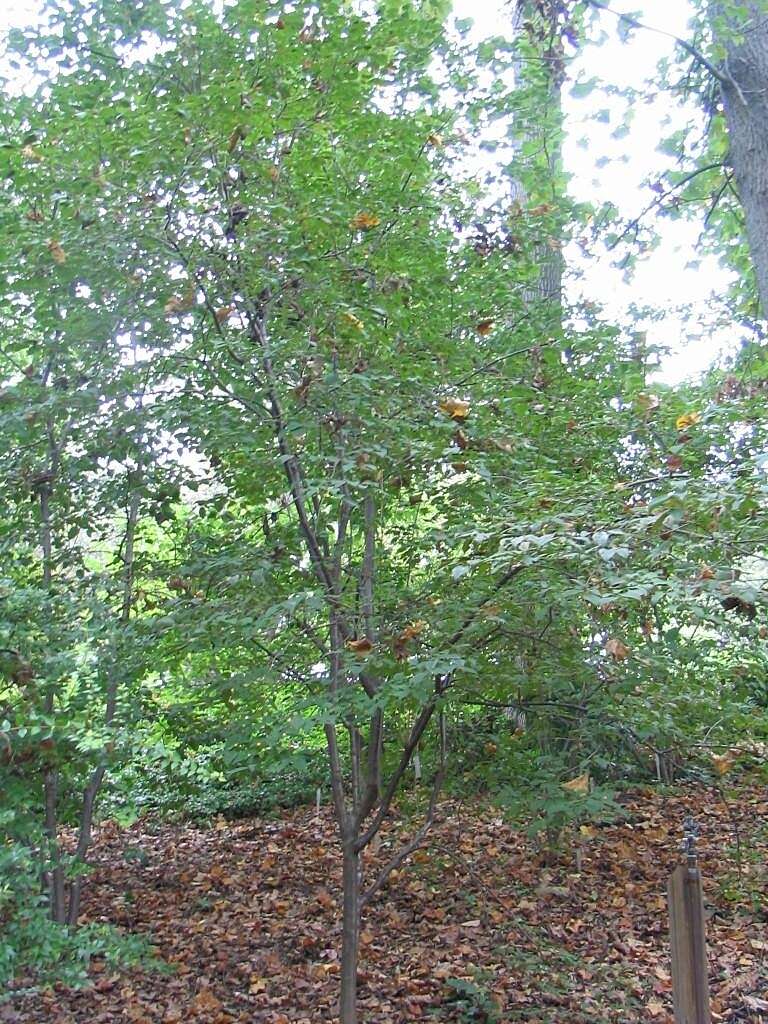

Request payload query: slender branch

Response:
[583,0,729,85]
[606,163,724,252]
[359,766,445,911]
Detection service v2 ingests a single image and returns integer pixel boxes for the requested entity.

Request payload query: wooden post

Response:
[668,818,711,1024]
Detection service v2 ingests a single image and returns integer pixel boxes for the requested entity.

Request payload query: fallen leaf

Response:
[475,319,494,336]
[562,773,590,795]
[191,988,221,1014]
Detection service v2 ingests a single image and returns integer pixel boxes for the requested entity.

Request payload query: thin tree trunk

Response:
[339,838,361,1024]
[43,766,65,923]
[67,482,141,926]
[39,479,66,924]
[716,4,768,316]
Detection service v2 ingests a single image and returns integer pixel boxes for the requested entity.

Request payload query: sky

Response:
[452,0,737,385]
[0,0,737,385]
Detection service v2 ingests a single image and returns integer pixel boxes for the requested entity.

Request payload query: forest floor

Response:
[8,781,768,1023]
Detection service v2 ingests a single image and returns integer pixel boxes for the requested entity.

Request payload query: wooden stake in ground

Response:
[668,817,711,1024]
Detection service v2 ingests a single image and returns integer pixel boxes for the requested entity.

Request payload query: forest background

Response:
[0,0,766,1021]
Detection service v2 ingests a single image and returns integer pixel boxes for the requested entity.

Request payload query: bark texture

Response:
[718,5,768,316]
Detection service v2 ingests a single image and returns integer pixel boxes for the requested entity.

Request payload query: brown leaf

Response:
[475,318,494,336]
[47,239,66,264]
[349,212,381,231]
[605,637,630,661]
[346,637,373,656]
[164,288,195,316]
[191,988,221,1014]
[214,305,234,325]
[227,126,245,153]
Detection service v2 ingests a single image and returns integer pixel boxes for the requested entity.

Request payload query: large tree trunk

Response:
[718,5,768,316]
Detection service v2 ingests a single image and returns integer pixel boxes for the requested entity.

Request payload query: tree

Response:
[714,2,768,316]
[2,1,766,1019]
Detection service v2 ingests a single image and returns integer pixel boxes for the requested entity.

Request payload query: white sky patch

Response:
[1,0,739,385]
[453,0,738,385]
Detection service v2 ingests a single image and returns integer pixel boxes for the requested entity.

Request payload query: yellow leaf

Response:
[676,411,701,430]
[562,772,590,795]
[710,750,736,776]
[349,211,381,231]
[439,397,470,421]
[346,637,373,656]
[341,311,364,331]
[605,637,630,661]
[214,305,234,325]
[267,163,280,182]
[47,239,66,264]
[21,144,43,161]
[427,133,444,148]
[475,319,494,336]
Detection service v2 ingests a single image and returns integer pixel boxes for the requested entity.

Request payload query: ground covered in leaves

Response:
[8,782,768,1023]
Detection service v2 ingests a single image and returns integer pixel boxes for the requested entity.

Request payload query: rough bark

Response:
[717,5,768,317]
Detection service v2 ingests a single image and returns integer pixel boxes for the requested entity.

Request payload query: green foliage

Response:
[0,813,158,992]
[0,0,766,1010]
[496,754,623,842]
[439,975,502,1023]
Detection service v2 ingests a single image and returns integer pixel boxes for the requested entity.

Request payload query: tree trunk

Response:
[717,4,768,316]
[44,767,66,924]
[339,839,361,1024]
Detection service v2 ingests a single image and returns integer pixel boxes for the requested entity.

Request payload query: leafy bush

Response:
[494,753,624,853]
[0,812,158,992]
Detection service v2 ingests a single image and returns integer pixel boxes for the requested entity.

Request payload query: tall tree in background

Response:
[714,2,768,316]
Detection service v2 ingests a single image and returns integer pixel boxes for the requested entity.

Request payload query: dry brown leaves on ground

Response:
[7,782,768,1023]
